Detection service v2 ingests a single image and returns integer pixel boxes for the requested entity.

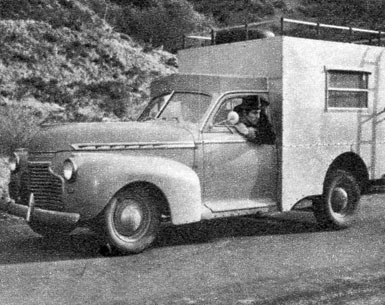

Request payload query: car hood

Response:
[28,121,197,153]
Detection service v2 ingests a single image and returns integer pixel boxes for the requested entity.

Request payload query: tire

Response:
[29,221,74,238]
[104,187,160,254]
[314,169,361,230]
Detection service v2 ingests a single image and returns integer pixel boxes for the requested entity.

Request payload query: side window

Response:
[213,97,243,126]
[209,94,272,136]
[326,70,369,109]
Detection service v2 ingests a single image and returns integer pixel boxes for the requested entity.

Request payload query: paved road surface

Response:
[0,194,385,305]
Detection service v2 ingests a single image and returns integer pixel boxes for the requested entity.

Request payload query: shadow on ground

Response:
[156,211,320,248]
[0,211,321,265]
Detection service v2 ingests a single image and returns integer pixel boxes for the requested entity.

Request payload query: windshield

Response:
[139,92,212,124]
[138,93,171,121]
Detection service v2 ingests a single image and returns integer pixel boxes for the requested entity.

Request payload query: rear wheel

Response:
[314,170,361,230]
[104,187,160,254]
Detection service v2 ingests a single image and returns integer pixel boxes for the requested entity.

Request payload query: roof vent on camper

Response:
[215,28,275,45]
[182,20,275,49]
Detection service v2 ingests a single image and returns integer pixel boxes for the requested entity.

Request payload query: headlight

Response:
[9,153,20,173]
[63,158,77,182]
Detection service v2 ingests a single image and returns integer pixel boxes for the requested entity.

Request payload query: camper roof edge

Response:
[183,18,385,49]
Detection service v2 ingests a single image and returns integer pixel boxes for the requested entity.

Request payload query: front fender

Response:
[65,153,202,225]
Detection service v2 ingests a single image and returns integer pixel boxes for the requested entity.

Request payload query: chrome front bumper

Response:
[0,193,80,226]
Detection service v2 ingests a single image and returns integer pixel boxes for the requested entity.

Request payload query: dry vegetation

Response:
[0,19,177,122]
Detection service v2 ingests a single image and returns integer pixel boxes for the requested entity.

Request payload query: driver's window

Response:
[213,97,243,126]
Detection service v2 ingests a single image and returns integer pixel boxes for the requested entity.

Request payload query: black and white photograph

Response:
[0,0,385,304]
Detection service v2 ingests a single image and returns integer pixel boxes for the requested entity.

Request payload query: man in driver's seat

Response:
[234,97,276,145]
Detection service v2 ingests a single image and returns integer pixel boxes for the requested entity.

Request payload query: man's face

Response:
[245,109,260,125]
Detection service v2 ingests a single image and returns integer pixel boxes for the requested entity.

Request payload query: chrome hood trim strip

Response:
[71,141,196,151]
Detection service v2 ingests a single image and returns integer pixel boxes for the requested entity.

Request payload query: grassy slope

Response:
[0,1,177,123]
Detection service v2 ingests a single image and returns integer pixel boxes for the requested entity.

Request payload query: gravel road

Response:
[0,194,385,305]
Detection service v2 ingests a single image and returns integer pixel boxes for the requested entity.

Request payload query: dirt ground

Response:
[0,194,385,305]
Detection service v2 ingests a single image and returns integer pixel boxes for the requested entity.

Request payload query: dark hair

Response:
[234,97,270,115]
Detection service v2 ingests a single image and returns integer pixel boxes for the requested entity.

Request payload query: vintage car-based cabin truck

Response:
[2,19,385,254]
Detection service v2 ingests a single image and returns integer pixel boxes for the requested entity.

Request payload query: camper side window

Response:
[326,70,369,109]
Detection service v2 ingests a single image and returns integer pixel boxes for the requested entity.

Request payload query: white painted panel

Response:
[281,36,385,210]
[178,37,283,78]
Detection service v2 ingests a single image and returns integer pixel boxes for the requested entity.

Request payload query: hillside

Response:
[0,12,177,123]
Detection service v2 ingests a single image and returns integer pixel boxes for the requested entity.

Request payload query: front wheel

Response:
[104,187,160,254]
[313,170,361,230]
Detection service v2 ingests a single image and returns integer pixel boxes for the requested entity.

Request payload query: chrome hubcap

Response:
[114,199,144,237]
[331,187,348,213]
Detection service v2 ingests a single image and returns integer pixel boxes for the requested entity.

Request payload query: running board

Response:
[201,200,278,220]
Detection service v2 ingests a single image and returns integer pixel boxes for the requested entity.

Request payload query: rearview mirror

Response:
[227,111,239,125]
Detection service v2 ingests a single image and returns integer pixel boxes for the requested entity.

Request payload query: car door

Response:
[201,94,278,212]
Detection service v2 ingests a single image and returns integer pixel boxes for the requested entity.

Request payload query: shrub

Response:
[84,81,130,117]
[300,0,385,30]
[0,0,108,31]
[116,0,211,52]
[16,77,72,105]
[191,0,275,26]
[0,102,41,155]
[272,0,286,9]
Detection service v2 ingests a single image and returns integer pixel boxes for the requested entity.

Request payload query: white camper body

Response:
[178,36,385,211]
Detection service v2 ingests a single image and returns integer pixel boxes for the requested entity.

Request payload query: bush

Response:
[272,0,286,9]
[16,77,73,106]
[83,81,130,117]
[0,0,108,31]
[0,103,41,155]
[115,0,212,52]
[191,0,275,26]
[300,0,385,30]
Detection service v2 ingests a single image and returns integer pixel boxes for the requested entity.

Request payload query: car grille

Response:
[27,162,64,211]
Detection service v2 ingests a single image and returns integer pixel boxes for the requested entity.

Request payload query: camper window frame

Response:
[325,67,370,112]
